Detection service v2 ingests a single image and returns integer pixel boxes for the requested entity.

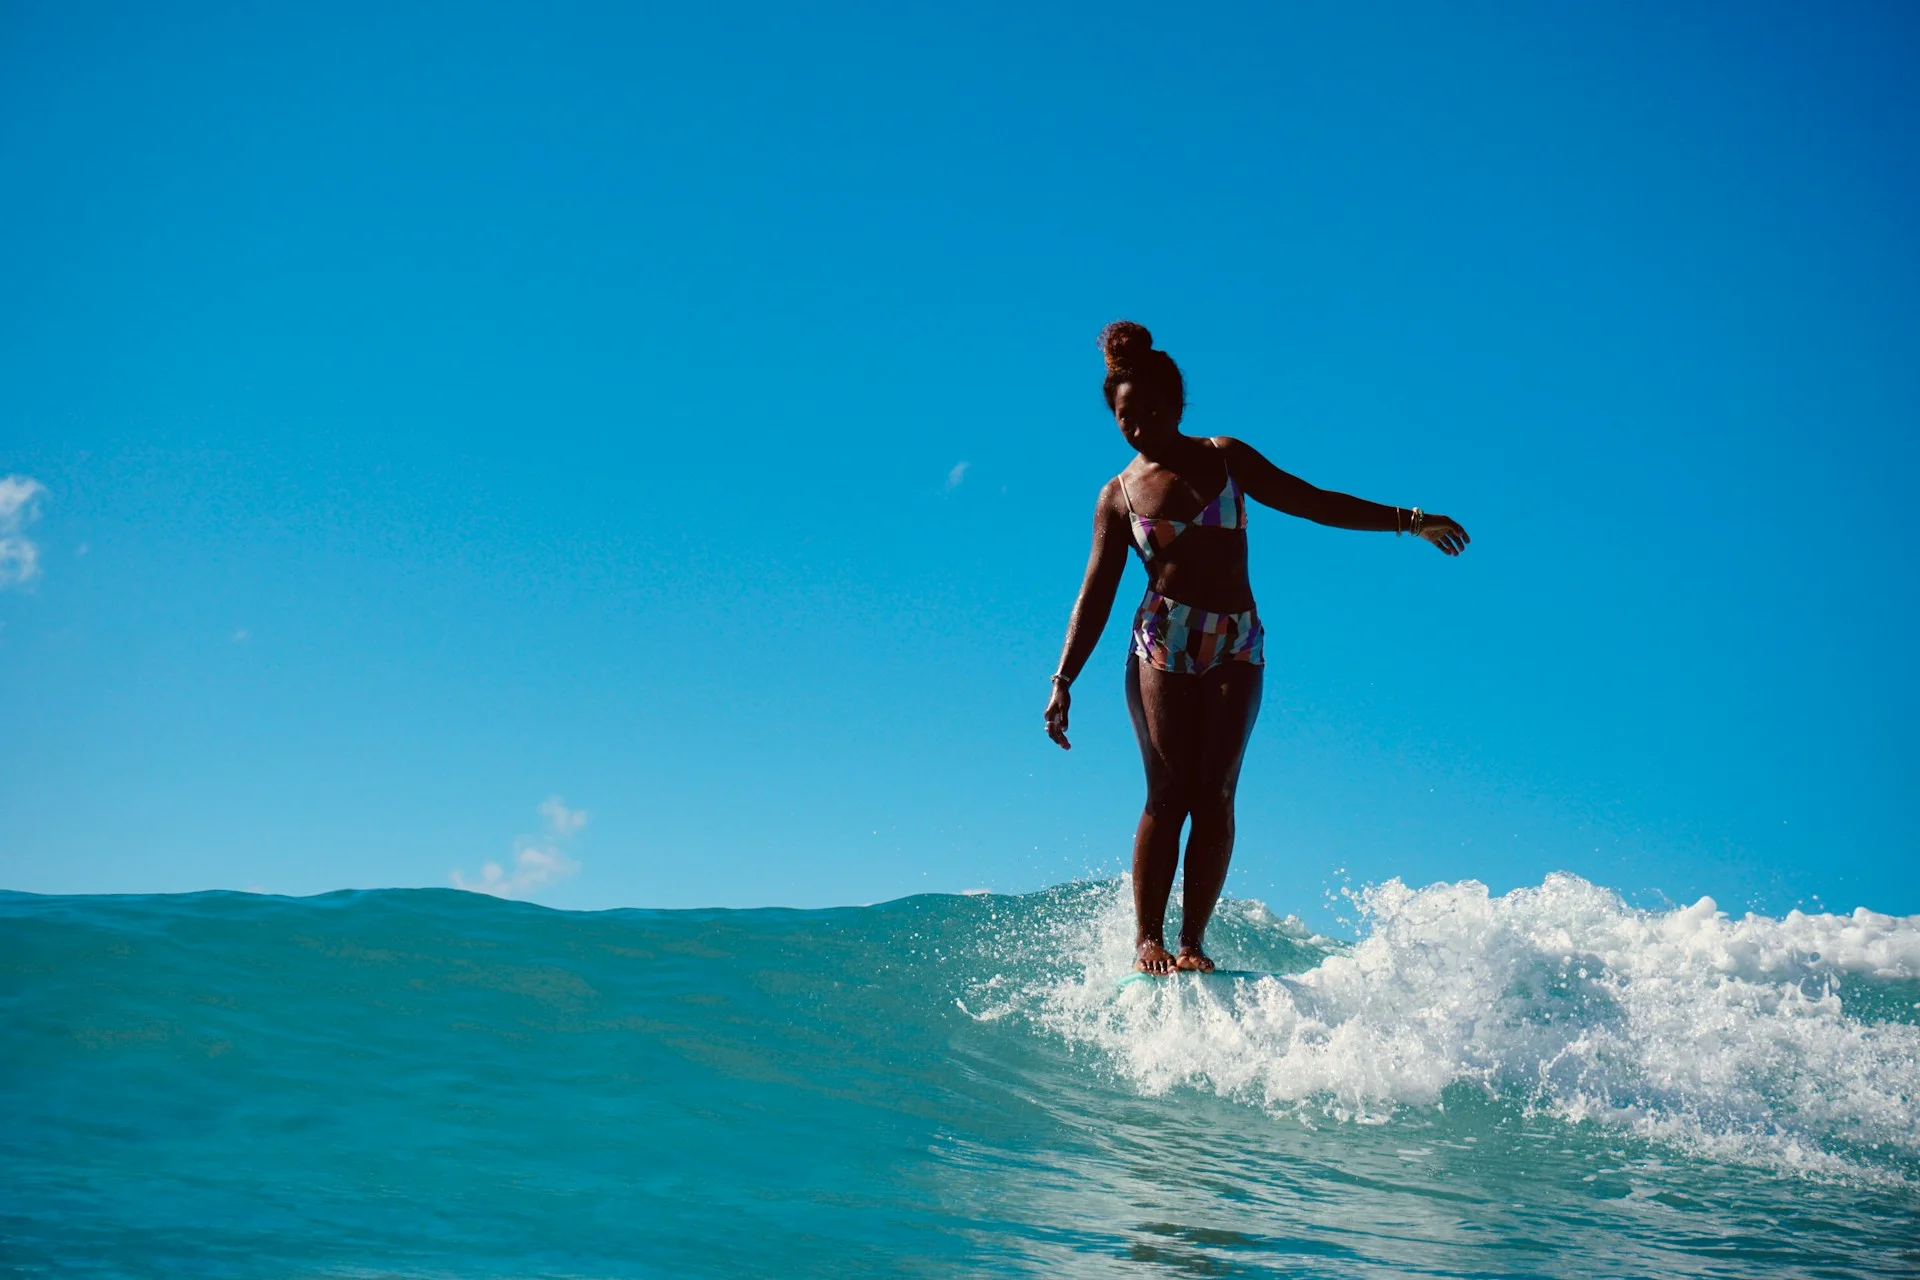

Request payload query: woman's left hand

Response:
[1420,515,1470,556]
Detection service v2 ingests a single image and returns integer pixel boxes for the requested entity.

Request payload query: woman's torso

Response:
[1118,440,1257,614]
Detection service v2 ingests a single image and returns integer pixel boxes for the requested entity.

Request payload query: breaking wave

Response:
[992,874,1920,1184]
[5,873,1916,1276]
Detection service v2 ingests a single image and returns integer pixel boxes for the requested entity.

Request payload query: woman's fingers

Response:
[1423,521,1468,555]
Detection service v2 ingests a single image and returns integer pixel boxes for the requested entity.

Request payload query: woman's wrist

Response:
[1050,672,1073,689]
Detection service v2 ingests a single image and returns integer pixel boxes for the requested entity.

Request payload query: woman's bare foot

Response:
[1135,940,1176,974]
[1174,944,1214,973]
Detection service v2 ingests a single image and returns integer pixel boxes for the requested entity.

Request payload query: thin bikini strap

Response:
[1210,437,1233,481]
[1118,472,1137,514]
[1210,439,1242,515]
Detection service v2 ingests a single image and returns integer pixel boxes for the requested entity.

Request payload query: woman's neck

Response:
[1137,433,1207,471]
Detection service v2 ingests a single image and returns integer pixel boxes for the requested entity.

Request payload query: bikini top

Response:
[1118,456,1247,562]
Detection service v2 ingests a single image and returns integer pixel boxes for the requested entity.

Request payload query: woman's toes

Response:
[1137,943,1178,974]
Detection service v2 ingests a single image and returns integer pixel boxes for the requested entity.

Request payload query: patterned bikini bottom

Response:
[1128,589,1266,675]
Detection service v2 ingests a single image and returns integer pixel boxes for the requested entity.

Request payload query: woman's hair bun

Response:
[1098,320,1155,375]
[1096,317,1184,417]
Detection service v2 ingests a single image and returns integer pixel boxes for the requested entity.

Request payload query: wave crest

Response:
[984,873,1920,1181]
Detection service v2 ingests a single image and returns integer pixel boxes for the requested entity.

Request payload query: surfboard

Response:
[1112,968,1287,992]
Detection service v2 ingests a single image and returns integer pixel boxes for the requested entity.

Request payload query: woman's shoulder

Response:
[1209,436,1271,472]
[1109,458,1149,492]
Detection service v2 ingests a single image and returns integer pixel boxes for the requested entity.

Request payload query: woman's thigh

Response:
[1125,656,1203,799]
[1193,662,1263,802]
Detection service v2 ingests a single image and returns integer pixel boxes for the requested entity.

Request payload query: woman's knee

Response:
[1188,785,1237,830]
[1141,778,1192,823]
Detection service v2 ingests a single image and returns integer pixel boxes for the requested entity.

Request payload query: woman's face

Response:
[1112,380,1176,453]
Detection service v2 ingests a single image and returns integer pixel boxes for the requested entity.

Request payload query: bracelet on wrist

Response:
[1050,673,1073,689]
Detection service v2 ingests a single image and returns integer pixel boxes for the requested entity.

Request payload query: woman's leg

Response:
[1175,662,1263,969]
[1125,654,1201,973]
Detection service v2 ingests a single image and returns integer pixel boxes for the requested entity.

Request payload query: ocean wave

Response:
[983,873,1920,1183]
[6,875,1918,1276]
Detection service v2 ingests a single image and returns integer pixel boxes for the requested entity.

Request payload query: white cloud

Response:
[539,795,587,838]
[452,847,579,898]
[453,795,586,899]
[946,461,970,490]
[0,475,47,588]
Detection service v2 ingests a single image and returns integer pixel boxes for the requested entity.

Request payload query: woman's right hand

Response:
[1044,684,1072,750]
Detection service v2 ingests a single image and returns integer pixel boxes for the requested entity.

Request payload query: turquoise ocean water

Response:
[4,875,1917,1277]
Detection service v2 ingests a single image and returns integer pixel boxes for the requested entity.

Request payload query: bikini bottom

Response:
[1129,589,1265,675]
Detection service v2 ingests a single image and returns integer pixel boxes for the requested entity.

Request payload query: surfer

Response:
[1045,321,1468,975]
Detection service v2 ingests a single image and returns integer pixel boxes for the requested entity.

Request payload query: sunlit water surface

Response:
[3,876,1916,1277]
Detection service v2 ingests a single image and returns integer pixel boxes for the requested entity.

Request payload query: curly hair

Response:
[1098,319,1185,420]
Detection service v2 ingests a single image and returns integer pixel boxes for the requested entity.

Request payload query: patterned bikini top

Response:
[1119,461,1247,562]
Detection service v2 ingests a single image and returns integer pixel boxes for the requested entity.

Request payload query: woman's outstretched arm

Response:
[1218,436,1469,555]
[1045,481,1131,749]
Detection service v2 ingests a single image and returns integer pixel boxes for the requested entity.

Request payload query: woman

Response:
[1045,321,1469,975]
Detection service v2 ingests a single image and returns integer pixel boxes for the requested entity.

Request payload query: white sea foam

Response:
[1015,873,1920,1181]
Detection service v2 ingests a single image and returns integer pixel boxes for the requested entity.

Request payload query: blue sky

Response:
[3,1,1916,922]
